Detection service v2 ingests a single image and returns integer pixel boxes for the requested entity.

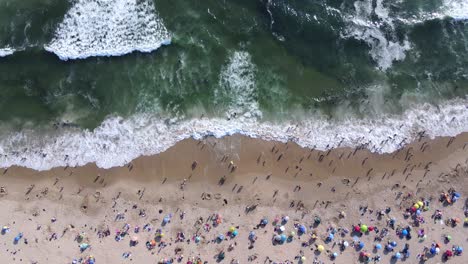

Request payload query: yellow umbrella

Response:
[417,201,423,207]
[229,226,236,232]
[317,245,325,252]
[413,203,420,209]
[301,256,306,261]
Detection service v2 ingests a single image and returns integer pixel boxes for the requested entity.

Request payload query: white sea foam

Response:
[0,47,15,57]
[216,51,262,119]
[0,98,467,171]
[44,0,171,60]
[442,0,468,20]
[343,0,411,70]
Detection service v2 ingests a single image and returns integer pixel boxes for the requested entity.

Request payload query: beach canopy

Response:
[317,245,324,252]
[360,225,368,233]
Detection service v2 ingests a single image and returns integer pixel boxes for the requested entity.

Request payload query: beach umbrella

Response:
[354,225,361,232]
[314,216,321,224]
[229,226,236,233]
[290,231,296,237]
[446,235,452,241]
[390,241,397,247]
[435,247,440,254]
[317,245,324,252]
[417,201,424,207]
[430,247,436,254]
[413,203,420,209]
[360,225,368,233]
[274,235,282,242]
[163,216,170,224]
[232,230,238,237]
[343,241,349,248]
[261,218,268,225]
[301,256,306,261]
[279,226,285,232]
[445,250,453,257]
[416,209,421,216]
[80,243,89,250]
[298,225,306,234]
[401,229,408,237]
[332,252,338,258]
[454,246,463,254]
[218,234,225,241]
[195,236,201,243]
[280,234,287,243]
[375,244,382,250]
[386,245,394,251]
[358,241,365,249]
[282,216,289,223]
[328,233,334,240]
[394,252,401,259]
[249,231,255,240]
[453,192,460,198]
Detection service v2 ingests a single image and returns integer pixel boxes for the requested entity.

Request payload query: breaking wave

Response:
[1,98,467,171]
[0,47,15,57]
[44,0,171,60]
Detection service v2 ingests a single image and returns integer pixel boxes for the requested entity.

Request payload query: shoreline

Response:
[0,133,467,263]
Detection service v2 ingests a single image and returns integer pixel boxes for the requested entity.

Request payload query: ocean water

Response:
[0,0,467,170]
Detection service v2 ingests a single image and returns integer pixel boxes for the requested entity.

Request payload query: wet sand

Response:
[0,133,467,263]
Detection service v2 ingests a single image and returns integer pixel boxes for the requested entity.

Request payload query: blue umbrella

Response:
[390,241,397,247]
[328,233,334,240]
[232,230,238,237]
[386,245,394,251]
[430,247,436,254]
[416,210,421,216]
[401,229,408,236]
[298,225,306,234]
[261,219,268,225]
[375,244,382,250]
[280,234,287,243]
[453,192,460,198]
[249,231,255,240]
[395,252,401,259]
[218,234,225,240]
[455,246,463,253]
[358,241,364,249]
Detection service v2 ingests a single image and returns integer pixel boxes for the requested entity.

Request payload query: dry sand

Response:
[0,133,467,264]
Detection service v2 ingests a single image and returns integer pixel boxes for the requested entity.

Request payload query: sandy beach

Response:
[0,133,467,264]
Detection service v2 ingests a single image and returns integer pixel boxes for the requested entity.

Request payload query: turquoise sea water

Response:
[0,0,467,170]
